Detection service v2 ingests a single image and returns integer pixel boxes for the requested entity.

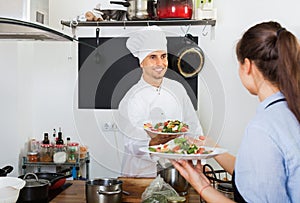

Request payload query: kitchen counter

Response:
[51,178,201,203]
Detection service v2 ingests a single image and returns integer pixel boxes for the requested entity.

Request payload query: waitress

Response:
[115,26,203,177]
[172,21,300,202]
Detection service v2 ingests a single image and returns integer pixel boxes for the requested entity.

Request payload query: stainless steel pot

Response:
[17,173,50,203]
[157,165,189,196]
[86,178,123,203]
[110,0,155,20]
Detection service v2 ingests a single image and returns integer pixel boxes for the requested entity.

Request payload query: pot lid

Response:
[25,178,49,187]
[22,173,50,187]
[0,17,73,41]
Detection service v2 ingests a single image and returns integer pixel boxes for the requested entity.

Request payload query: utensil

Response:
[0,177,26,203]
[86,178,123,203]
[17,173,50,203]
[0,165,13,177]
[110,0,154,20]
[156,0,193,20]
[171,34,204,78]
[19,172,68,190]
[157,164,189,196]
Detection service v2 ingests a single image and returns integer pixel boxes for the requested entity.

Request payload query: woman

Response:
[172,21,300,202]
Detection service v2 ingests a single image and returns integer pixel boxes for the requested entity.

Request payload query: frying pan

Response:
[171,34,205,78]
[19,172,67,190]
[0,165,13,176]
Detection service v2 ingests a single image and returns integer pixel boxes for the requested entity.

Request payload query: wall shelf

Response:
[61,19,216,28]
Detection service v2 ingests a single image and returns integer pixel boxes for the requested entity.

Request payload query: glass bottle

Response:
[42,133,50,144]
[56,128,64,145]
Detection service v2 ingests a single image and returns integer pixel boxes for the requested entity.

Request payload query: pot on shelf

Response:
[86,178,123,203]
[110,0,155,20]
[17,173,50,203]
[157,0,193,20]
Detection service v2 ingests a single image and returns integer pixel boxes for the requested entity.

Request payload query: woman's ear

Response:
[242,58,252,75]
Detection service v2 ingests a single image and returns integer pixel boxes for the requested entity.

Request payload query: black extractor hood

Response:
[0,17,73,41]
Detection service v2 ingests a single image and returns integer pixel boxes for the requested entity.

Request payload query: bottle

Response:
[51,128,57,146]
[42,133,50,144]
[66,137,71,145]
[56,128,64,145]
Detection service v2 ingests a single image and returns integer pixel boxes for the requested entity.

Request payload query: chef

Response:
[115,26,203,177]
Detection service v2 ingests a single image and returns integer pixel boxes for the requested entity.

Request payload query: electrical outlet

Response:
[102,122,118,131]
[103,122,112,131]
[111,123,118,131]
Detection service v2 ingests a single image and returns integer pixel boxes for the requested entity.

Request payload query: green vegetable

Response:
[148,147,157,152]
[142,194,168,203]
[187,144,198,154]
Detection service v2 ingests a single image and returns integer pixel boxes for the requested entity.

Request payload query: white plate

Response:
[144,127,187,135]
[139,146,227,160]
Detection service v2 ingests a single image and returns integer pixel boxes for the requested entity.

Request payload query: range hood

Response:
[0,17,73,41]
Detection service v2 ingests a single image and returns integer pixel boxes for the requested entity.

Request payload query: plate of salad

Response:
[139,137,227,160]
[144,120,189,135]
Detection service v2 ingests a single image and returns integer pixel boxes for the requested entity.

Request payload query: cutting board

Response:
[119,177,201,203]
[119,177,154,202]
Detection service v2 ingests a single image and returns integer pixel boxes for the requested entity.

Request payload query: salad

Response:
[144,120,189,133]
[148,137,212,155]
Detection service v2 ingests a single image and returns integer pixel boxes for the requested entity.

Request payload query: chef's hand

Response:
[148,132,181,146]
[185,135,217,147]
[171,160,210,194]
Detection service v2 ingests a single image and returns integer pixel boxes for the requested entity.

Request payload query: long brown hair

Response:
[236,21,300,123]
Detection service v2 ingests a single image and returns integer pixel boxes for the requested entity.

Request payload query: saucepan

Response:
[17,173,50,203]
[86,178,123,203]
[157,164,190,196]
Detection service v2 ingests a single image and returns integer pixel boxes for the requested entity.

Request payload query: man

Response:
[116,26,203,177]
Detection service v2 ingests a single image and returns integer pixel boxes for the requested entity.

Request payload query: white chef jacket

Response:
[116,76,203,177]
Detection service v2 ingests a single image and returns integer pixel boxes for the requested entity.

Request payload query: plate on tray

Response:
[139,146,227,160]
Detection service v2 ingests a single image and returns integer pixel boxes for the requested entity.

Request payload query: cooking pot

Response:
[157,165,189,196]
[110,0,155,20]
[171,34,204,78]
[17,173,50,203]
[0,165,13,177]
[19,172,67,190]
[86,178,123,203]
[157,0,193,20]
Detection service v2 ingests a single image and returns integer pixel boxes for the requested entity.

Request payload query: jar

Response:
[27,152,38,162]
[79,145,88,159]
[53,144,67,163]
[67,142,79,163]
[40,144,53,162]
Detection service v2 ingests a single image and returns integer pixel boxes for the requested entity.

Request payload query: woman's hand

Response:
[171,159,236,203]
[171,160,210,193]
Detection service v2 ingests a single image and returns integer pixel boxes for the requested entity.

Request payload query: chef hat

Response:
[126,26,167,63]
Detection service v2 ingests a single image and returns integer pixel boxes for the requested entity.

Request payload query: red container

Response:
[157,0,193,20]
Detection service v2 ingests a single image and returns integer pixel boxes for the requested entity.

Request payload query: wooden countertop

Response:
[51,178,201,203]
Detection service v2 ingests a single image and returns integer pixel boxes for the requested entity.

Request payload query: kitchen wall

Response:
[1,0,300,178]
